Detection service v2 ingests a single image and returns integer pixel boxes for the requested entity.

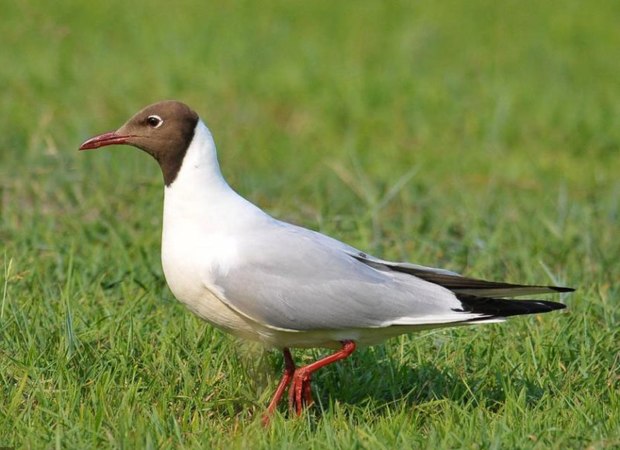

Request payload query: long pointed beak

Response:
[79,131,134,150]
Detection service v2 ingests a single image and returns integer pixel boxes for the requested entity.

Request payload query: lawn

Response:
[1,0,618,448]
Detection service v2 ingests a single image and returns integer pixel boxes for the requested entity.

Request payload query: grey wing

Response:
[210,223,477,331]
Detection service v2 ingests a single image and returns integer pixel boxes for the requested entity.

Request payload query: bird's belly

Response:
[161,251,339,348]
[162,258,431,349]
[160,254,426,349]
[161,249,259,340]
[160,231,433,350]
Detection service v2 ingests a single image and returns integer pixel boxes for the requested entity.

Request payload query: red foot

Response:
[262,340,357,425]
[289,368,314,415]
[261,348,295,427]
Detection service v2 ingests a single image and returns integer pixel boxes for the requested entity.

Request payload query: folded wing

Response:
[208,222,569,332]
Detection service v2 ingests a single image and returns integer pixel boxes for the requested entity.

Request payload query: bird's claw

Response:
[289,369,314,415]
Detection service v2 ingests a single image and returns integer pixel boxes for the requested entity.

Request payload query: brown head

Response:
[79,100,199,186]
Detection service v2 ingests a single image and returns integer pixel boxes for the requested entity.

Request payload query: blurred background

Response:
[1,0,618,447]
[2,0,618,254]
[2,0,619,229]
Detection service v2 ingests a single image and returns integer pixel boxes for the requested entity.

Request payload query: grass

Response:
[1,0,619,448]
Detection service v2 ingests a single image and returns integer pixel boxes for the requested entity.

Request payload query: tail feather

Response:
[349,251,573,318]
[454,294,566,318]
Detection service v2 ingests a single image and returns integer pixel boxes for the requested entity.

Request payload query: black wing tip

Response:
[552,301,568,310]
[375,260,576,295]
[455,295,567,317]
[535,300,567,312]
[550,286,575,293]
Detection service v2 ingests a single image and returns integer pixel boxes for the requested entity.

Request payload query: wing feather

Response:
[209,224,479,331]
[350,254,574,297]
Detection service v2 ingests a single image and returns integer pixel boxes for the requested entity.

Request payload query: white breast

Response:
[158,120,384,349]
[159,121,274,341]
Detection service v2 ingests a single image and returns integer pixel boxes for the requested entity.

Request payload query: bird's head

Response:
[79,100,199,185]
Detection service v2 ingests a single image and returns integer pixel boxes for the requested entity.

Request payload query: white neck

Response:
[162,120,271,235]
[166,121,229,195]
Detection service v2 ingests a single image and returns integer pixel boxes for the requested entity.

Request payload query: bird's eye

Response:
[147,115,163,128]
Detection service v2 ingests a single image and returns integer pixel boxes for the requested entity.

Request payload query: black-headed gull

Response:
[80,101,572,423]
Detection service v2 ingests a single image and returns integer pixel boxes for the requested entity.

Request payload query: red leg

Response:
[288,340,356,416]
[303,375,313,405]
[262,348,296,426]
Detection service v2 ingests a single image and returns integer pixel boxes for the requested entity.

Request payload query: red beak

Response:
[79,131,134,150]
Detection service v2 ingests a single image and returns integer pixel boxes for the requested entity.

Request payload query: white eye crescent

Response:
[147,115,163,128]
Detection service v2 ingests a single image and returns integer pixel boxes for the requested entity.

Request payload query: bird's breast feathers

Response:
[160,229,248,324]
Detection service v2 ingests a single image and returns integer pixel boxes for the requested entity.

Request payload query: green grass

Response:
[1,0,619,448]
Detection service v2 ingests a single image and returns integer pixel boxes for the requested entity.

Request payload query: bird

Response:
[79,100,573,424]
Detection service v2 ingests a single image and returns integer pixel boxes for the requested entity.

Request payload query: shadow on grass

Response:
[150,343,552,423]
[261,346,551,421]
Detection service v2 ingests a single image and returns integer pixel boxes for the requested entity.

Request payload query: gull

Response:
[80,100,572,423]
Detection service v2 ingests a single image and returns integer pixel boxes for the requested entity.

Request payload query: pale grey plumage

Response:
[211,221,486,331]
